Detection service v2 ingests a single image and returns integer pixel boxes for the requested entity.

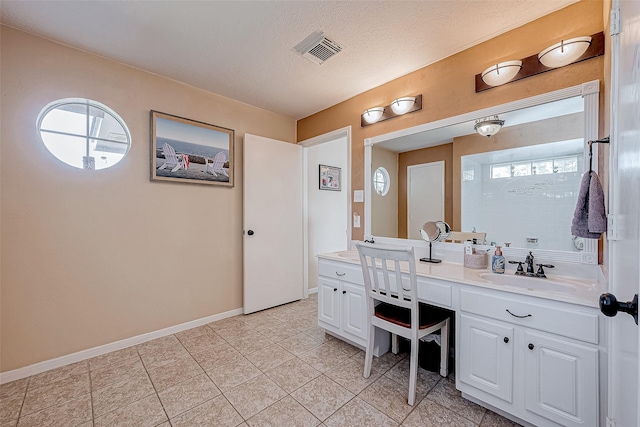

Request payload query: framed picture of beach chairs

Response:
[151,111,234,186]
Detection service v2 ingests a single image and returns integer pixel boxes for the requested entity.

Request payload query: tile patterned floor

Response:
[0,294,522,426]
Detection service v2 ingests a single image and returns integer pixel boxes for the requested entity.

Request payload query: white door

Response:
[341,282,367,340]
[524,331,598,427]
[407,161,444,240]
[318,277,340,328]
[243,134,303,313]
[458,314,514,403]
[607,1,640,425]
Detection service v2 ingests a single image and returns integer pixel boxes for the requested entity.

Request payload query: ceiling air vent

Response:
[293,31,343,65]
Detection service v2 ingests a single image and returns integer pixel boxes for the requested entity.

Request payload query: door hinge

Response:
[610,7,621,36]
[607,214,620,241]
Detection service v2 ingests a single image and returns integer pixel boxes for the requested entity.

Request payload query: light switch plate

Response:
[354,190,364,203]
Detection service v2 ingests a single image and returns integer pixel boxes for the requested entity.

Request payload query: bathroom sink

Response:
[478,273,578,292]
[337,251,360,261]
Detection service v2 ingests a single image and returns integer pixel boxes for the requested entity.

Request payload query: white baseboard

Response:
[308,287,318,294]
[0,307,244,385]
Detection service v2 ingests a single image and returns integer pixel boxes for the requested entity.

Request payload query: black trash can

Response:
[418,335,443,372]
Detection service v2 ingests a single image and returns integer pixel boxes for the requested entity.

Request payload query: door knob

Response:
[599,293,638,325]
[503,337,509,343]
[247,230,254,236]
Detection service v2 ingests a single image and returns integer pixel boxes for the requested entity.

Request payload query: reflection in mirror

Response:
[369,95,585,254]
[420,221,441,241]
[462,139,584,251]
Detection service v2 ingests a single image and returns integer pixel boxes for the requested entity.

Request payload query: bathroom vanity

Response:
[316,249,606,427]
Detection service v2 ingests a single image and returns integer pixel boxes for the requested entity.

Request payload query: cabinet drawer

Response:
[318,259,364,286]
[417,277,452,308]
[459,289,599,344]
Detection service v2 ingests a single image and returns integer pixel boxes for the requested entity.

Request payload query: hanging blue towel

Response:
[571,171,607,238]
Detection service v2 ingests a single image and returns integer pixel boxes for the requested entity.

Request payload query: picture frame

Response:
[151,111,234,186]
[319,164,341,191]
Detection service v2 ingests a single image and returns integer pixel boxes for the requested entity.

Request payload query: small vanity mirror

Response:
[419,221,451,263]
[419,221,441,242]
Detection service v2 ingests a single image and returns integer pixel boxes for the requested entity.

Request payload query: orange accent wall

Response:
[297,0,605,240]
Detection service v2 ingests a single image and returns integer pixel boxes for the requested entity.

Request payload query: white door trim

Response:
[299,126,352,298]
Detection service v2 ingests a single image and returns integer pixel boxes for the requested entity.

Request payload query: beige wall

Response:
[297,0,605,240]
[0,27,296,372]
[371,146,398,237]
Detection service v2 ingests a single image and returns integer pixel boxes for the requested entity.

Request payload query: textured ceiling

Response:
[0,0,578,119]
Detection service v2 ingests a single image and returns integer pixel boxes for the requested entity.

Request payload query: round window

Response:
[37,98,131,170]
[373,167,390,196]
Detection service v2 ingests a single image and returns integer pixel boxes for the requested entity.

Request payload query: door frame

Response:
[406,161,445,239]
[299,126,352,298]
[606,0,640,425]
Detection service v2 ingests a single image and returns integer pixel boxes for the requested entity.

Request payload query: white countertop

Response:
[318,250,606,308]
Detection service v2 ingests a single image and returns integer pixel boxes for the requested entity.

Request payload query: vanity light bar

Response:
[361,95,423,127]
[475,31,604,93]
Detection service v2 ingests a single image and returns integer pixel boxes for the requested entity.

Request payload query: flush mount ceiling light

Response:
[481,60,523,87]
[474,116,505,138]
[538,36,592,68]
[362,107,385,124]
[390,96,416,115]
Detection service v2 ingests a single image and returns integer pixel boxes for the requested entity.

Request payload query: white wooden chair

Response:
[157,143,187,172]
[355,242,450,405]
[205,151,229,177]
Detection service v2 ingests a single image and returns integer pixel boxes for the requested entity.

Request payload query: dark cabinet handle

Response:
[506,309,532,319]
[336,272,346,277]
[333,288,337,292]
[247,230,254,236]
[528,343,535,350]
[503,337,509,343]
[342,290,347,294]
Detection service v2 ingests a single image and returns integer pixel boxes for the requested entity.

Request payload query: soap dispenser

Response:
[492,246,505,274]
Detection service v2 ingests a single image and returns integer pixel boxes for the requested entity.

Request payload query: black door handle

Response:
[599,293,638,325]
[503,337,509,343]
[528,343,534,350]
[247,230,254,236]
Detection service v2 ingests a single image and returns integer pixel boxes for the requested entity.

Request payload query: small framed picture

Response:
[319,164,341,191]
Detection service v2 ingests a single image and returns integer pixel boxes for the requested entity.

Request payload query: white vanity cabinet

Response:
[316,252,604,427]
[317,259,367,343]
[457,288,601,427]
[317,258,390,355]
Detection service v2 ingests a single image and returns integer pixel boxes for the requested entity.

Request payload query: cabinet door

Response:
[318,277,340,328]
[524,331,598,427]
[459,314,514,403]
[341,282,367,340]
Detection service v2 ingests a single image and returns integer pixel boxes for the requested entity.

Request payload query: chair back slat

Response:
[356,242,418,312]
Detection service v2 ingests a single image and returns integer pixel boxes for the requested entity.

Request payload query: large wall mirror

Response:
[364,80,600,264]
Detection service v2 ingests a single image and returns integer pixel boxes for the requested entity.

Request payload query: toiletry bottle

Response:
[464,240,473,255]
[492,246,505,274]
